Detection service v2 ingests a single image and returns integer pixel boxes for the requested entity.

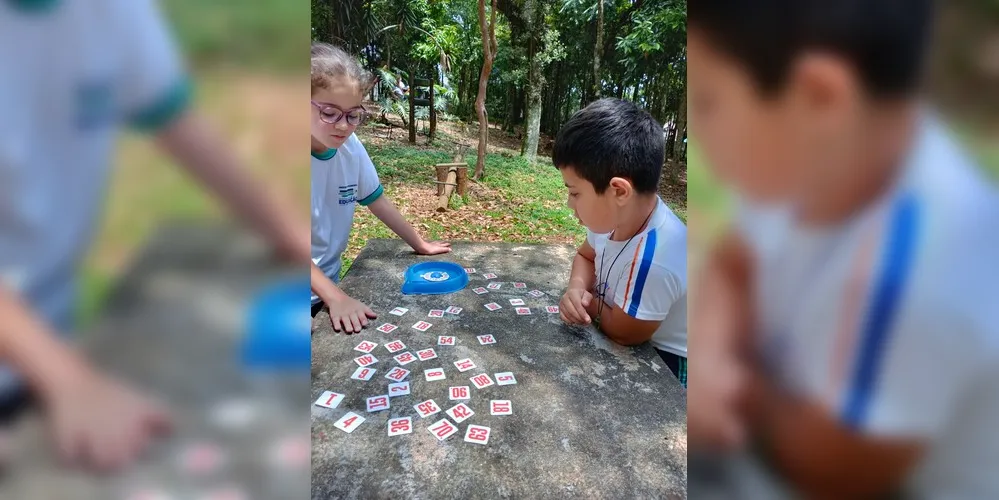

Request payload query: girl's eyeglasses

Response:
[312,101,367,126]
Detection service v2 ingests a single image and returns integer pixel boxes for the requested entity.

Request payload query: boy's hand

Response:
[44,369,171,472]
[326,294,377,333]
[559,287,593,325]
[415,241,452,256]
[687,349,747,452]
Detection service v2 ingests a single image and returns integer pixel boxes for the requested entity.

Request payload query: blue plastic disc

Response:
[241,276,311,371]
[401,262,469,295]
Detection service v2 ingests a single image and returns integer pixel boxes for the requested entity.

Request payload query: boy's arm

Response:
[587,300,661,346]
[154,112,311,262]
[311,262,345,305]
[366,196,450,255]
[560,241,598,324]
[743,369,925,499]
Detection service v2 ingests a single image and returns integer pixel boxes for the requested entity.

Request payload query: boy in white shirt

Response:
[0,0,308,471]
[310,43,450,333]
[555,98,688,387]
[688,0,999,497]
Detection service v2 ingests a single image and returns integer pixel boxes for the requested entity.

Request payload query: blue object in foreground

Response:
[242,276,312,371]
[401,261,469,295]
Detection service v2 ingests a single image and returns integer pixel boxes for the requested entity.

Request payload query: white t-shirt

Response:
[587,197,688,356]
[0,0,189,390]
[311,134,383,303]
[735,115,999,498]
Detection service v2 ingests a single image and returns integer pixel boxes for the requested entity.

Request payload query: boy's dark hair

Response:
[552,98,664,195]
[689,0,936,98]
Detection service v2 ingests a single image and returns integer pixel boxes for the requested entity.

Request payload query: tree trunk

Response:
[593,0,604,100]
[671,84,687,174]
[429,63,437,142]
[523,11,543,162]
[474,0,498,180]
[408,68,416,143]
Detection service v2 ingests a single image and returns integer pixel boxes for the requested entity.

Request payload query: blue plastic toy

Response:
[241,276,312,371]
[401,262,469,295]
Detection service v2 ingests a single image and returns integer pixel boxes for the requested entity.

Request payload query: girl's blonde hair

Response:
[311,42,374,96]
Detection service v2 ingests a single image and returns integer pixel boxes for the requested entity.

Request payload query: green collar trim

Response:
[311,148,337,160]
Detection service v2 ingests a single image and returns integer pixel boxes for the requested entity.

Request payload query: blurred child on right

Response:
[688,0,999,497]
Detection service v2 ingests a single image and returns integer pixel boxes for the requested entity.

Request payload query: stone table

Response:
[0,224,311,500]
[311,239,687,499]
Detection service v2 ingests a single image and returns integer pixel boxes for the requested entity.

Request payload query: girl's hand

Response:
[416,241,452,256]
[326,294,377,333]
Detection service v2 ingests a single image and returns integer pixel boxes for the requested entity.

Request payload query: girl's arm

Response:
[366,196,451,255]
[154,111,311,262]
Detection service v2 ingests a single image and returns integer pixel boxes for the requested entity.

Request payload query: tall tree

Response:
[474,0,499,179]
[593,0,603,98]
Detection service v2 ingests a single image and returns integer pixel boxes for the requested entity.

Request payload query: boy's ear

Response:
[789,51,858,118]
[607,177,635,203]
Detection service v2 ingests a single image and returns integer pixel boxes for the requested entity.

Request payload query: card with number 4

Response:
[495,372,517,385]
[314,391,344,409]
[387,381,411,397]
[424,368,446,381]
[427,418,459,441]
[354,341,378,353]
[351,366,376,381]
[389,307,409,316]
[412,321,433,332]
[445,403,474,423]
[490,400,513,415]
[528,290,545,298]
[385,366,410,382]
[387,417,412,436]
[470,373,495,389]
[428,310,445,318]
[515,307,532,315]
[454,358,476,372]
[366,395,390,413]
[417,348,438,361]
[477,334,496,345]
[438,336,456,346]
[334,412,365,433]
[414,399,441,418]
[486,282,502,290]
[376,323,398,334]
[472,287,488,295]
[445,306,463,315]
[464,424,491,445]
[545,305,560,314]
[484,303,502,311]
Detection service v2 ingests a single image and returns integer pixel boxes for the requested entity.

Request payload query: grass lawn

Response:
[339,126,689,278]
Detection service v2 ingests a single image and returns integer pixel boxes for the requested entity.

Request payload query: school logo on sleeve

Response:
[338,184,358,205]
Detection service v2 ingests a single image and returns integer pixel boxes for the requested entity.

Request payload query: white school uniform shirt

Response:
[587,197,688,357]
[735,115,999,498]
[0,0,190,391]
[311,134,384,304]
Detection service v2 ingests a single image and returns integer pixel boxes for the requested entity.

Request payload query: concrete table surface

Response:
[0,224,311,500]
[311,239,687,499]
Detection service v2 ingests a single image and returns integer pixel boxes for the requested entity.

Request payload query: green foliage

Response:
[166,0,308,71]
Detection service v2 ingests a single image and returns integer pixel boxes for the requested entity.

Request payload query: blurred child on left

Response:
[0,0,309,471]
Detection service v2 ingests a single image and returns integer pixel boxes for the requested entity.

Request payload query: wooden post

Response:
[435,165,448,196]
[436,167,458,212]
[456,167,468,196]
